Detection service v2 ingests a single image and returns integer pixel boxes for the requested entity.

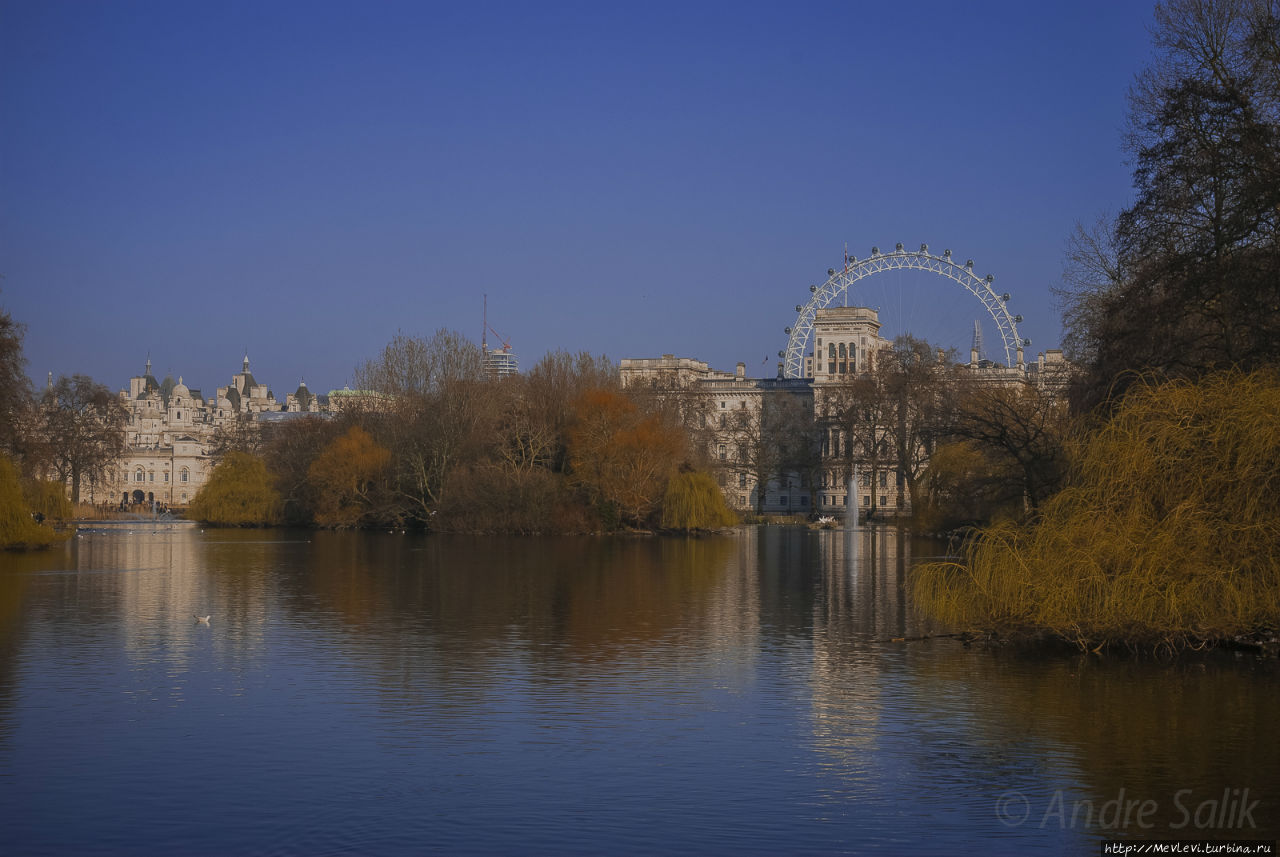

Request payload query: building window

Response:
[738,473,747,488]
[879,471,887,488]
[863,495,870,506]
[148,471,154,482]
[720,401,726,409]
[181,468,189,483]
[163,472,169,483]
[718,444,727,460]
[135,469,144,482]
[717,472,726,487]
[800,496,808,506]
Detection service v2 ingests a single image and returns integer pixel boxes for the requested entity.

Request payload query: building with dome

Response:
[92,355,326,509]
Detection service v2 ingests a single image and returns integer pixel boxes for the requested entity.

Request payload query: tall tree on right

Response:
[0,300,31,458]
[1061,0,1280,411]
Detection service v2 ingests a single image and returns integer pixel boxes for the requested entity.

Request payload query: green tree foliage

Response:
[307,426,392,528]
[913,370,1280,650]
[0,455,62,549]
[660,469,737,531]
[29,375,127,504]
[23,478,73,521]
[1061,0,1280,409]
[187,452,281,526]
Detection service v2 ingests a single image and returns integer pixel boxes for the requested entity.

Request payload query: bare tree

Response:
[945,378,1071,512]
[1063,0,1280,410]
[0,299,30,458]
[354,329,494,521]
[30,375,127,504]
[720,390,813,513]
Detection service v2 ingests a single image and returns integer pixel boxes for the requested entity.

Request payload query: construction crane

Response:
[482,294,512,353]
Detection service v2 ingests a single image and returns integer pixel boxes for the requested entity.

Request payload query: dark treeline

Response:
[190,332,735,534]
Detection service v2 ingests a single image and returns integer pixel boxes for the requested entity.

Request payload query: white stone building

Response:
[622,306,1068,517]
[89,356,324,509]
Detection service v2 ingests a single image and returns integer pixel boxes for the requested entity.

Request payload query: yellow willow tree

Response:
[913,370,1280,650]
[0,455,62,549]
[187,452,281,526]
[568,388,688,529]
[661,469,737,531]
[307,426,392,528]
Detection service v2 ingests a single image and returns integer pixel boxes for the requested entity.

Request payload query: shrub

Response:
[23,477,73,521]
[913,370,1280,650]
[187,452,281,526]
[0,455,63,549]
[660,470,737,531]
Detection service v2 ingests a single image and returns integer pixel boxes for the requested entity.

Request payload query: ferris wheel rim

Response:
[781,244,1026,379]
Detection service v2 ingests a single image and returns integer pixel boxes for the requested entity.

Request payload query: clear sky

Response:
[2,0,1155,397]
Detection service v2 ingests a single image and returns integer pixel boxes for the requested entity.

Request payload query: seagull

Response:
[194,615,211,625]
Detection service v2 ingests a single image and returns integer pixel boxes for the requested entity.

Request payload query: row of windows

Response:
[819,495,890,507]
[819,471,896,488]
[129,468,191,483]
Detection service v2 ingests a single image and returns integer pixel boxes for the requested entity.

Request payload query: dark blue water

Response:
[0,526,1275,855]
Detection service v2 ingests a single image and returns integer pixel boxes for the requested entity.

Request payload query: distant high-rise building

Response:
[483,348,519,378]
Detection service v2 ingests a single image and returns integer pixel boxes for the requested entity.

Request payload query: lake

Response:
[0,525,1275,855]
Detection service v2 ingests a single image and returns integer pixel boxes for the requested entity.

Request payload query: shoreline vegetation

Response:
[912,371,1280,654]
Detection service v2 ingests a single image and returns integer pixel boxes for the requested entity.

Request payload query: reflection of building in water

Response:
[807,527,940,779]
[70,531,270,680]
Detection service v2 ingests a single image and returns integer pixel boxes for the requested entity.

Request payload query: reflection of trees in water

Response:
[289,532,759,732]
[803,527,1279,841]
[0,549,45,740]
[908,647,1280,839]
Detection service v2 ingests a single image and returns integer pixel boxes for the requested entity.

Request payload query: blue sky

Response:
[2,0,1155,396]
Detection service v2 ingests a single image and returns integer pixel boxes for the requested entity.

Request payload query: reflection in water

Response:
[0,526,1275,855]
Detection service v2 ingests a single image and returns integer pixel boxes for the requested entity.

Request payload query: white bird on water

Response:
[194,615,211,625]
